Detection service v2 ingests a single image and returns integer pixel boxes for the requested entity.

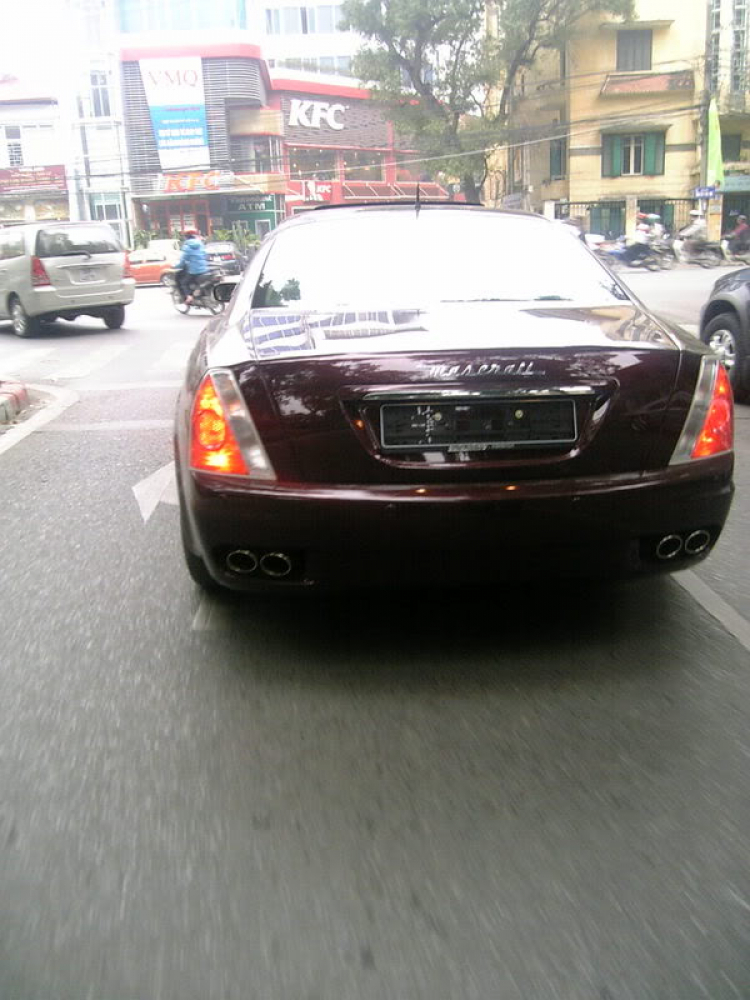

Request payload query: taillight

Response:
[189,370,276,480]
[31,256,51,287]
[691,363,733,458]
[670,358,734,464]
[123,253,134,279]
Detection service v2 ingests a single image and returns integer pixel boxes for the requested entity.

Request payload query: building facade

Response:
[708,0,750,224]
[0,77,69,227]
[119,45,446,240]
[490,0,707,238]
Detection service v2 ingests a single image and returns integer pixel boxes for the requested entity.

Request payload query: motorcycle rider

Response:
[724,213,750,256]
[176,228,209,304]
[621,213,653,263]
[675,210,707,262]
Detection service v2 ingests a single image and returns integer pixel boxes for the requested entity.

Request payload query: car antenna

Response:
[415,182,421,217]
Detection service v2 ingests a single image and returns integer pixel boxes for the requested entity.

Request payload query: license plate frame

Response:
[379,398,578,451]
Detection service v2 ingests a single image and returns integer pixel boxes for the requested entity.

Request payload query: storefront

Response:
[0,165,68,226]
[120,48,448,242]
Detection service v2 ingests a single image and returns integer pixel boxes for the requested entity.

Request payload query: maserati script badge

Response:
[423,361,544,379]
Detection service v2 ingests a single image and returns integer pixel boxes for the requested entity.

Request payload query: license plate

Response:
[76,267,100,282]
[380,399,577,450]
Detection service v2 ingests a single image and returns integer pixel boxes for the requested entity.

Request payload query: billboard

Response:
[140,57,210,170]
[0,165,67,194]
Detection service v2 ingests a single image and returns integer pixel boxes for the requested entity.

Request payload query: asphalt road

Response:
[0,281,748,1000]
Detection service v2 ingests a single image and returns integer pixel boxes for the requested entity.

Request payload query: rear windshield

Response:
[250,210,628,310]
[36,225,122,258]
[206,243,235,253]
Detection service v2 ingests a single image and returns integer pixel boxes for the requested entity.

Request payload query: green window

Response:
[602,133,665,177]
[550,137,567,180]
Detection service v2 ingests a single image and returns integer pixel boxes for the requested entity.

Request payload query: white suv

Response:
[0,222,136,337]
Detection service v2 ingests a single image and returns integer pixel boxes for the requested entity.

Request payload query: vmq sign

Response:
[140,57,210,170]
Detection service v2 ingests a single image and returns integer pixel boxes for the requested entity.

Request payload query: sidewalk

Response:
[0,378,30,426]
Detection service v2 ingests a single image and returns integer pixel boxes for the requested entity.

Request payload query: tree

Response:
[341,0,634,202]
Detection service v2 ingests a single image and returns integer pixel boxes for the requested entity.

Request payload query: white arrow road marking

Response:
[0,384,78,456]
[132,460,178,524]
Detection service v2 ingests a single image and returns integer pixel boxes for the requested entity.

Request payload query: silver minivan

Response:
[0,222,136,337]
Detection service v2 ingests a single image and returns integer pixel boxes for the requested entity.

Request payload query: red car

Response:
[127,249,175,286]
[174,205,734,593]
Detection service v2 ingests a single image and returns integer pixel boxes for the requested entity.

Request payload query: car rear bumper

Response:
[182,458,734,591]
[28,281,136,315]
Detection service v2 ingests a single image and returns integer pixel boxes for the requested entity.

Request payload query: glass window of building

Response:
[288,147,338,180]
[343,150,384,181]
[118,0,246,32]
[616,30,652,72]
[4,126,23,167]
[230,137,283,174]
[90,71,111,118]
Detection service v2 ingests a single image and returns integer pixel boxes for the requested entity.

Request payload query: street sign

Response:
[694,186,717,199]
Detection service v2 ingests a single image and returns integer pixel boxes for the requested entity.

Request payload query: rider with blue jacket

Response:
[177,229,209,302]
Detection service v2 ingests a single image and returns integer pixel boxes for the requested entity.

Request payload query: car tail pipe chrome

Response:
[684,529,712,556]
[225,549,259,575]
[655,534,683,561]
[259,552,293,578]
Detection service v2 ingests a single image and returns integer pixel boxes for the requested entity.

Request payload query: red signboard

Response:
[0,165,67,194]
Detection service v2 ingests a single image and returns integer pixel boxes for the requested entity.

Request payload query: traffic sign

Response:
[694,186,717,199]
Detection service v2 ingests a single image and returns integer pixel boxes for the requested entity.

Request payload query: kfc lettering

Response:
[288,99,346,130]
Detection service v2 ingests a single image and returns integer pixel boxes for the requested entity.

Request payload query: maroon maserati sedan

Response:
[174,204,734,593]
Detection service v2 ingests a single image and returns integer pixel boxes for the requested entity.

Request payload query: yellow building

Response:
[708,0,750,226]
[488,0,708,238]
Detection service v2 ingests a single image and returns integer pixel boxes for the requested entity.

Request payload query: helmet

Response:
[739,215,747,222]
[184,228,199,237]
[637,212,648,220]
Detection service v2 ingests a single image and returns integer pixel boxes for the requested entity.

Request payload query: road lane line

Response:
[675,570,750,653]
[75,381,183,391]
[0,384,78,456]
[149,341,195,373]
[0,347,55,374]
[192,594,237,632]
[42,419,173,431]
[49,344,130,380]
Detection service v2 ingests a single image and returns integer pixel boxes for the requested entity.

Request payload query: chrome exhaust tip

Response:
[225,549,259,575]
[684,529,711,556]
[259,552,293,578]
[655,534,683,561]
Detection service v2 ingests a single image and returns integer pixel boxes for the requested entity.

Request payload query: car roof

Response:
[274,202,552,236]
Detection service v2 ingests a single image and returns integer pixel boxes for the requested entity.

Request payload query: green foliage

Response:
[341,0,634,200]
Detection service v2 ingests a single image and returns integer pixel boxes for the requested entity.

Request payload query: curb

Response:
[0,379,30,426]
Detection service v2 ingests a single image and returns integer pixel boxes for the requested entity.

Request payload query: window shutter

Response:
[602,135,622,177]
[643,133,665,175]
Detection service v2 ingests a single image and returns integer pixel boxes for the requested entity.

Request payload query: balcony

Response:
[600,69,694,98]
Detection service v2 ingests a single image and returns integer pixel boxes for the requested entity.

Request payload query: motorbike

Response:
[165,269,225,315]
[672,238,724,268]
[720,238,750,265]
[600,236,663,272]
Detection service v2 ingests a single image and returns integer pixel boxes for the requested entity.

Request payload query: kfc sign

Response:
[288,99,346,130]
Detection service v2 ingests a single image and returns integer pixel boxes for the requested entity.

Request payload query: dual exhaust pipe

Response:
[225,549,293,578]
[655,529,712,562]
